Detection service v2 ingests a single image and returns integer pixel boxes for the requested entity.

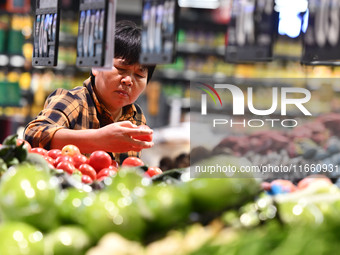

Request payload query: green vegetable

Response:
[0,163,60,231]
[138,184,191,231]
[106,167,146,193]
[44,225,91,255]
[56,188,91,224]
[188,177,260,213]
[2,134,17,146]
[78,191,146,242]
[25,153,51,172]
[0,158,7,173]
[0,134,28,169]
[151,169,185,184]
[0,222,44,255]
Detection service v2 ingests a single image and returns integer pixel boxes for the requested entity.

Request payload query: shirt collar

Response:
[120,104,137,121]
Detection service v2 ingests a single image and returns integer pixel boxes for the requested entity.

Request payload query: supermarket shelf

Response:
[154,69,238,82]
[154,69,298,87]
[177,43,225,57]
[0,54,26,69]
[154,69,197,81]
[273,54,301,63]
[178,10,227,31]
[32,64,90,74]
[113,5,227,30]
[301,60,340,67]
[59,33,77,46]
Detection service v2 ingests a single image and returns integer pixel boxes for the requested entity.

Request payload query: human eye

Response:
[136,68,147,78]
[136,72,146,79]
[115,65,125,72]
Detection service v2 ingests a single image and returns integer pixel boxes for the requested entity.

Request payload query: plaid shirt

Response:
[24,78,146,164]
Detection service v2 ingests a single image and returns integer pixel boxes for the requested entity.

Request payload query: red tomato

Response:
[54,155,74,167]
[78,164,97,181]
[30,147,48,156]
[132,125,153,142]
[16,138,31,152]
[43,155,55,166]
[47,149,62,159]
[72,154,89,168]
[56,161,75,174]
[297,175,332,190]
[108,165,118,171]
[111,159,119,168]
[61,144,81,157]
[261,182,271,191]
[96,168,116,181]
[89,151,112,173]
[122,157,144,167]
[146,167,163,177]
[81,175,93,184]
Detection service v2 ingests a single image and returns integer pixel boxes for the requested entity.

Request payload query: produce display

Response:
[212,113,340,182]
[0,134,260,254]
[1,125,340,254]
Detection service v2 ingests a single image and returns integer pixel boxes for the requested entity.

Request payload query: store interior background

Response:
[0,0,339,167]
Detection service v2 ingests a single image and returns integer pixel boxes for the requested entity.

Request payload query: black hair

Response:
[91,20,156,83]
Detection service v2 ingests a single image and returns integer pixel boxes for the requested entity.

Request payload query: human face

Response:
[93,58,148,114]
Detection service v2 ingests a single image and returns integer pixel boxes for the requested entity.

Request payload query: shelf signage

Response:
[76,0,116,69]
[32,0,60,66]
[140,0,179,65]
[225,0,278,62]
[302,0,340,65]
[5,0,31,13]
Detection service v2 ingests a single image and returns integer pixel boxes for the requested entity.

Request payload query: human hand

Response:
[96,121,154,153]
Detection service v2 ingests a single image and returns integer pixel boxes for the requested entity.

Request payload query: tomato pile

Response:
[25,143,163,184]
[28,146,115,183]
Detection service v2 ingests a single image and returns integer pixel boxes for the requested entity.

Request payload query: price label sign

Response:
[5,0,30,13]
[225,0,277,63]
[140,0,179,65]
[302,0,340,65]
[76,0,116,69]
[32,0,60,66]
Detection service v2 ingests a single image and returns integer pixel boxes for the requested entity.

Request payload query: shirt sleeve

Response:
[24,88,80,149]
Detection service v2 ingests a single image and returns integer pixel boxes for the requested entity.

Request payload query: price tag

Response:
[76,0,116,69]
[140,0,179,65]
[302,0,340,65]
[225,0,277,62]
[5,0,30,13]
[32,0,60,66]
